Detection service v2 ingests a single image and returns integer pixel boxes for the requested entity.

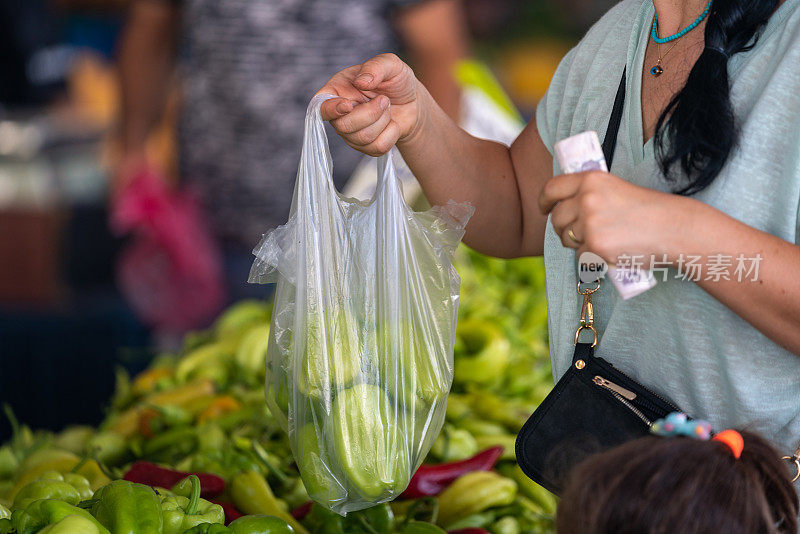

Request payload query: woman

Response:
[316,0,800,480]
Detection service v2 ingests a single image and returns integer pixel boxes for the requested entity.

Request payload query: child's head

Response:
[556,429,798,534]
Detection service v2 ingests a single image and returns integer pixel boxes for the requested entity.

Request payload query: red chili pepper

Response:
[448,529,490,534]
[209,500,244,525]
[123,461,226,498]
[400,446,504,499]
[291,500,313,520]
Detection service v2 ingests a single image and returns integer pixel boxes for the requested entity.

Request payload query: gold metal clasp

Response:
[782,443,800,483]
[574,280,600,347]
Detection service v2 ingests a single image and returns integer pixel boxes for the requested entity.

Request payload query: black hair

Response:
[556,431,799,534]
[655,0,780,195]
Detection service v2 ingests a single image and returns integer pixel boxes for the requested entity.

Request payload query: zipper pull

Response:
[593,376,637,401]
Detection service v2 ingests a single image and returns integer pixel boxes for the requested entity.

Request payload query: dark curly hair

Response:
[556,430,799,534]
[655,0,780,194]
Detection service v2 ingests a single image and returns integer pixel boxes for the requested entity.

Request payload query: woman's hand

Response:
[538,171,688,267]
[317,53,425,156]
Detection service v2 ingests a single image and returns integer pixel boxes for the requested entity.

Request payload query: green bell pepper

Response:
[162,475,224,534]
[182,524,231,534]
[295,425,346,506]
[342,504,394,534]
[0,518,12,534]
[228,515,295,534]
[142,427,198,463]
[399,521,446,534]
[91,480,163,534]
[496,465,557,515]
[436,471,517,528]
[452,319,510,387]
[331,384,410,499]
[181,513,296,534]
[306,503,344,534]
[39,514,106,534]
[492,516,520,534]
[12,499,110,534]
[12,474,84,510]
[229,471,307,534]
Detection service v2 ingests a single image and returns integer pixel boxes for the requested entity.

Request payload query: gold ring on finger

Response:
[568,227,582,245]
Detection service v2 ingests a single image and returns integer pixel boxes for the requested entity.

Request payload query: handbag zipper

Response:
[599,364,681,412]
[593,375,653,426]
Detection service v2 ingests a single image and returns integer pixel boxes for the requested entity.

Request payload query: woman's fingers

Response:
[319,97,355,121]
[538,173,585,214]
[331,96,390,134]
[549,197,582,249]
[342,104,392,147]
[344,120,401,157]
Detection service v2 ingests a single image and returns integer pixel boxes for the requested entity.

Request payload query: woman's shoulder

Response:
[569,0,646,60]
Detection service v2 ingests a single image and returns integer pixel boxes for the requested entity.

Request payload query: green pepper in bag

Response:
[295,424,346,505]
[91,480,163,534]
[162,475,225,534]
[332,384,410,500]
[298,312,360,399]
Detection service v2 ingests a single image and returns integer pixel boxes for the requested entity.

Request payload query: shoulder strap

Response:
[602,67,627,170]
[573,68,626,354]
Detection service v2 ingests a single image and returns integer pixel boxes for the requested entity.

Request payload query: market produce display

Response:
[0,246,557,534]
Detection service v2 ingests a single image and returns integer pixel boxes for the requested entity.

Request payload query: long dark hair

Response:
[556,431,799,534]
[655,0,779,194]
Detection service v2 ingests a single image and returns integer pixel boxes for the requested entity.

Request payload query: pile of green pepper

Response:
[0,247,561,534]
[1,470,294,534]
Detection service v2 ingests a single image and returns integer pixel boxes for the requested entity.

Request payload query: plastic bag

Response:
[111,167,226,332]
[249,94,473,513]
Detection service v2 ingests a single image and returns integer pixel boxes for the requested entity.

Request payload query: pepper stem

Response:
[185,474,201,516]
[251,441,289,487]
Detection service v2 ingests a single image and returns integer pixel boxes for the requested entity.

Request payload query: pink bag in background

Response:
[110,167,226,332]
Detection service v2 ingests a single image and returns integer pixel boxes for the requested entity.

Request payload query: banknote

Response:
[553,131,656,300]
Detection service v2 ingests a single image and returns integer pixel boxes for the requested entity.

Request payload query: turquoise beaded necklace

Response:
[650,0,713,76]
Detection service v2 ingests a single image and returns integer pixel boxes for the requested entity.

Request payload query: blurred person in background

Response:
[115,0,468,301]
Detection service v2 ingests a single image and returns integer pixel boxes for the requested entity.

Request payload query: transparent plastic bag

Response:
[249,94,473,513]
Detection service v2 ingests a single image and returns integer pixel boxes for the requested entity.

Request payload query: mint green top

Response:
[537,0,800,462]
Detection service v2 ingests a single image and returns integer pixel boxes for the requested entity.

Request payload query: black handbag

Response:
[514,68,683,495]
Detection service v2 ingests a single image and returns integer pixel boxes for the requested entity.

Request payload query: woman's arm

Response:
[539,170,800,356]
[679,200,800,356]
[318,54,553,257]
